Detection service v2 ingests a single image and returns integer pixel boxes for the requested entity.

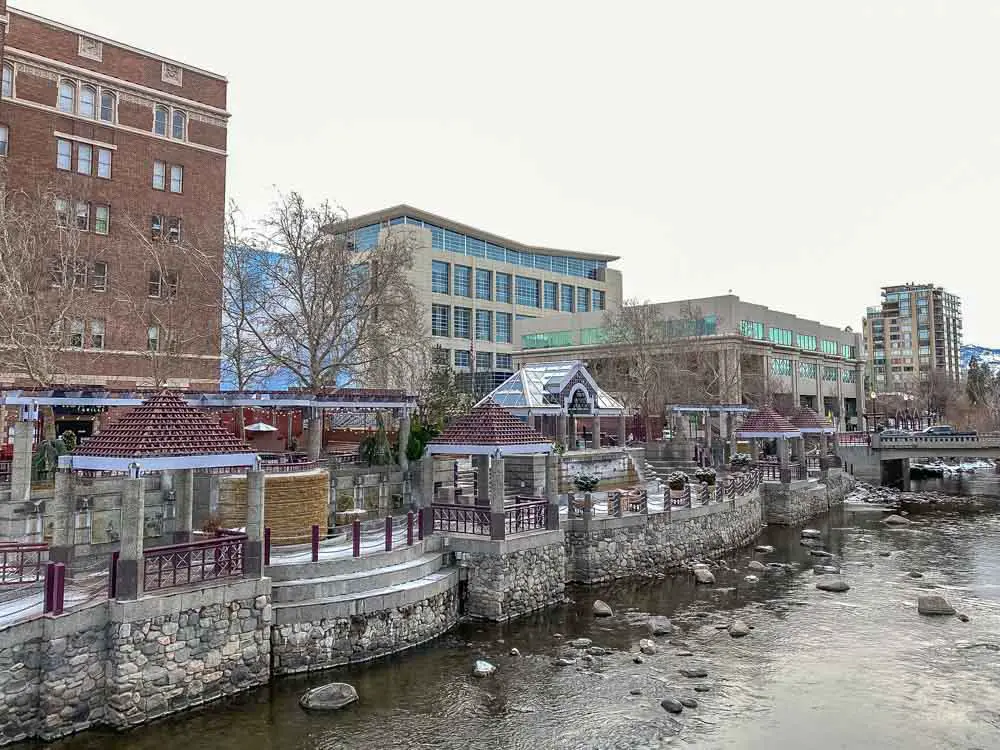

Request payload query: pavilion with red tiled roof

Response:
[428,401,553,456]
[62,390,258,473]
[786,406,835,434]
[735,407,801,440]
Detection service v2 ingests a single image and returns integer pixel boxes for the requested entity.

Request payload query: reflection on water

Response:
[44,504,1000,750]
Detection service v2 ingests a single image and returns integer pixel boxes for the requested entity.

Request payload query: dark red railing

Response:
[836,432,870,446]
[143,534,246,592]
[505,498,547,534]
[0,542,49,585]
[432,504,490,536]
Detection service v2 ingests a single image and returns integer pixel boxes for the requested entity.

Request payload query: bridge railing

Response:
[872,433,1000,449]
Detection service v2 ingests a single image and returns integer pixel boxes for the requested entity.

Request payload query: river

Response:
[41,498,1000,750]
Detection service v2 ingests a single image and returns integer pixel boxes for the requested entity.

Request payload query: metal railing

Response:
[261,459,323,474]
[143,533,246,593]
[758,461,781,481]
[0,459,10,483]
[668,468,763,508]
[432,504,491,536]
[837,432,870,446]
[0,543,49,585]
[504,498,547,534]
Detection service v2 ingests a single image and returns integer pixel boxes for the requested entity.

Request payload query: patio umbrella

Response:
[244,422,278,433]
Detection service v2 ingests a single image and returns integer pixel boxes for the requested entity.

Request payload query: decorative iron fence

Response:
[0,543,49,585]
[431,504,490,536]
[505,498,547,534]
[143,533,246,593]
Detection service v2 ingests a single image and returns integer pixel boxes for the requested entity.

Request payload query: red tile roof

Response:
[76,390,253,459]
[736,406,800,436]
[786,406,835,432]
[429,401,551,449]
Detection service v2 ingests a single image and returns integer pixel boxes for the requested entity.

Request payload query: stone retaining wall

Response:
[761,470,855,526]
[451,531,567,621]
[565,492,764,583]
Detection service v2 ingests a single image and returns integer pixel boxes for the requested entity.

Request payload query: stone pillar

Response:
[116,475,146,601]
[49,468,75,565]
[791,357,801,406]
[398,411,410,472]
[592,414,602,448]
[245,469,265,577]
[557,413,568,450]
[778,438,791,483]
[617,412,627,446]
[566,415,576,450]
[474,454,490,506]
[545,452,561,530]
[489,455,506,541]
[10,420,34,504]
[172,468,194,543]
[750,440,760,461]
[307,408,323,459]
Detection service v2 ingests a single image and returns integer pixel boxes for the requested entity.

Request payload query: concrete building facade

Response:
[862,283,963,392]
[0,4,228,389]
[341,205,622,391]
[513,294,866,429]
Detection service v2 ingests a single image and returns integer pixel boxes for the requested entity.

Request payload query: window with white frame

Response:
[91,261,108,291]
[54,198,70,228]
[167,217,181,243]
[0,124,8,157]
[172,110,186,140]
[151,215,163,239]
[99,91,115,122]
[93,204,109,235]
[89,320,105,349]
[153,160,166,190]
[73,259,87,288]
[2,64,12,98]
[69,319,85,348]
[57,80,75,112]
[148,270,178,299]
[154,106,168,136]
[79,85,97,118]
[147,325,160,352]
[97,147,112,179]
[169,165,183,193]
[57,139,72,170]
[76,143,92,175]
[75,202,89,231]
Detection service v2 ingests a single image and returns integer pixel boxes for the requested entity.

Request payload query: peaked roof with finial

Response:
[63,391,258,472]
[786,406,835,434]
[735,406,802,438]
[428,401,553,455]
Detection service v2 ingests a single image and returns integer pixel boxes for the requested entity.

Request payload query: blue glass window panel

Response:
[454,350,470,367]
[543,281,558,310]
[495,353,513,370]
[506,249,521,266]
[466,237,486,257]
[425,223,444,249]
[516,314,537,320]
[591,290,606,311]
[431,260,450,294]
[404,216,423,226]
[518,253,534,268]
[475,310,492,340]
[454,265,472,297]
[475,269,492,300]
[567,258,584,277]
[495,312,512,343]
[515,276,540,307]
[576,287,590,312]
[431,304,449,337]
[496,273,512,304]
[388,216,404,226]
[444,230,466,254]
[551,256,568,274]
[533,254,551,271]
[353,224,379,251]
[453,307,471,338]
[486,243,506,262]
[560,285,574,312]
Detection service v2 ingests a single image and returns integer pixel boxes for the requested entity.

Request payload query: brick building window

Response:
[57,139,72,170]
[154,106,169,136]
[57,80,75,113]
[75,202,89,231]
[153,161,166,190]
[167,217,181,243]
[69,319,85,348]
[91,261,108,291]
[0,125,8,157]
[97,148,112,179]
[90,320,105,350]
[170,165,183,193]
[147,325,160,352]
[2,64,12,98]
[148,270,178,298]
[99,91,115,123]
[77,143,92,175]
[79,85,97,118]
[93,205,110,235]
[151,215,163,239]
[54,198,70,227]
[172,111,186,140]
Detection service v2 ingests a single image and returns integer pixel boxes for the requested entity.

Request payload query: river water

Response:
[45,495,1000,750]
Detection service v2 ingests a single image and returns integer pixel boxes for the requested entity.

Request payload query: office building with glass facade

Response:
[513,294,866,430]
[862,283,962,394]
[341,205,622,391]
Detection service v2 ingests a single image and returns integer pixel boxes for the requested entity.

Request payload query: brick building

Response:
[0,3,227,389]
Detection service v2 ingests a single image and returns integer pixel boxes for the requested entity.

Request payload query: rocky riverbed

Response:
[48,504,1000,750]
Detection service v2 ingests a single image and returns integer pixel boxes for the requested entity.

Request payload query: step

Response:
[267,537,440,582]
[272,568,459,623]
[271,552,447,603]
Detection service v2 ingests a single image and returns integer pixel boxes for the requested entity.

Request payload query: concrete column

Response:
[791,357,801,406]
[307,409,323,459]
[567,415,577,449]
[10,420,34,504]
[617,413,627,446]
[245,469,265,577]
[592,414,602,448]
[545,452,561,530]
[778,438,792,483]
[398,411,410,472]
[172,468,194,543]
[489,455,506,540]
[750,440,760,461]
[49,468,75,565]
[116,476,146,601]
[557,413,568,450]
[474,454,490,506]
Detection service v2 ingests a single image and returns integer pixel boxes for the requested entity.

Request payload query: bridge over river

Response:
[836,432,1000,488]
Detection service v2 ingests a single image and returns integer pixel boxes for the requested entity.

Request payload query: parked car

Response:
[919,425,979,436]
[878,429,912,438]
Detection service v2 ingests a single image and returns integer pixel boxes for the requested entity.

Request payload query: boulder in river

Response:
[694,685,711,693]
[473,660,496,677]
[509,647,521,657]
[694,568,716,585]
[744,575,760,583]
[809,549,834,558]
[908,571,924,579]
[728,620,751,638]
[299,682,359,711]
[552,657,576,667]
[587,646,610,656]
[633,655,644,664]
[755,545,775,553]
[661,698,684,714]
[648,616,673,636]
[679,668,708,678]
[570,638,592,649]
[639,639,657,655]
[957,613,970,623]
[801,528,822,539]
[883,514,912,525]
[679,697,699,708]
[592,600,614,617]
[747,560,767,572]
[878,551,892,557]
[813,565,841,575]
[816,579,851,593]
[917,595,956,616]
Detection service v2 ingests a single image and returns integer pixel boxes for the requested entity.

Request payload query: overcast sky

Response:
[20,0,1000,345]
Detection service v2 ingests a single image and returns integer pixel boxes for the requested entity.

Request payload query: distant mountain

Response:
[961,344,1000,373]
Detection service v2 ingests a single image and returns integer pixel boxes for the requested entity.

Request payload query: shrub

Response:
[574,474,600,493]
[730,453,751,467]
[694,467,716,485]
[667,471,689,491]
